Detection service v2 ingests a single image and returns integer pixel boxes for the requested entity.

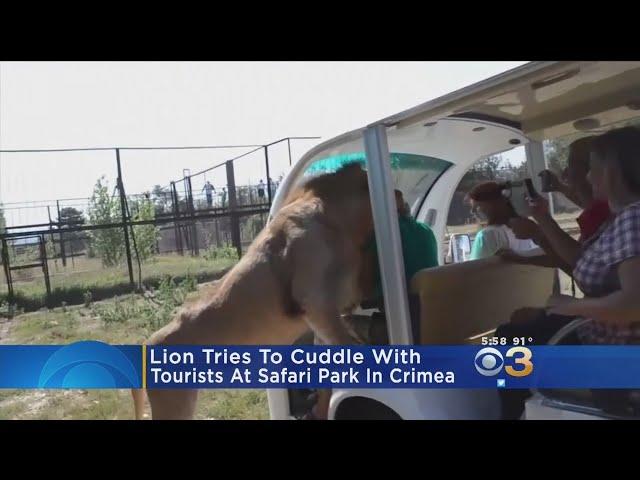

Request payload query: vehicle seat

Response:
[410,256,556,345]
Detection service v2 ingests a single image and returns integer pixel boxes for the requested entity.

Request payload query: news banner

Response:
[1,338,640,389]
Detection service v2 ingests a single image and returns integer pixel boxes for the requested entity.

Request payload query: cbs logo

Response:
[38,341,140,388]
[474,347,533,377]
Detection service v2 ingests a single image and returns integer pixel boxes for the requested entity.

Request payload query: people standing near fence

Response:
[202,181,216,208]
[221,187,227,208]
[257,180,265,201]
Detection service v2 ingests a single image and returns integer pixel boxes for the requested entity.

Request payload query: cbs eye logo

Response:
[474,347,533,377]
[38,341,140,388]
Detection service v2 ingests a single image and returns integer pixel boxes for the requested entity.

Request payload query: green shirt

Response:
[366,215,439,300]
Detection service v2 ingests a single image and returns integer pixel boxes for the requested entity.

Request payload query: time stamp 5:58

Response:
[481,336,533,346]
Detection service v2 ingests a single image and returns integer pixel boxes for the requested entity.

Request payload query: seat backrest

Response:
[410,256,555,344]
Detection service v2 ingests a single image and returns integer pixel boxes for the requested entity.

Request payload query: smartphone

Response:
[507,183,529,217]
[524,178,539,198]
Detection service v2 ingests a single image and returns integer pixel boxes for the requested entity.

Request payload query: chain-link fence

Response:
[0,137,319,311]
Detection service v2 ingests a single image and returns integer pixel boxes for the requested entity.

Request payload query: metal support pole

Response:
[181,177,192,252]
[56,200,67,267]
[526,140,560,294]
[287,137,292,166]
[115,148,135,288]
[1,239,14,304]
[47,206,57,269]
[226,160,242,258]
[364,125,413,345]
[171,182,184,255]
[525,140,554,214]
[186,176,199,256]
[264,146,272,206]
[39,234,52,303]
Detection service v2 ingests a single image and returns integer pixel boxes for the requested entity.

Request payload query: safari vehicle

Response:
[266,61,640,420]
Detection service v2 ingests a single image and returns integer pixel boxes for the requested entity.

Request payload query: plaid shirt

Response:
[573,200,640,344]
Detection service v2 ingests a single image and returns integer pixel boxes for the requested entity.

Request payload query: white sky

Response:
[0,61,527,227]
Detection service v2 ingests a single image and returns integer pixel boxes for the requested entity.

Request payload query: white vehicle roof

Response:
[274,61,640,211]
[299,61,640,163]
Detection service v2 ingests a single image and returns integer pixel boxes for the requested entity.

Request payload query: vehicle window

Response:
[304,152,453,214]
[444,146,527,263]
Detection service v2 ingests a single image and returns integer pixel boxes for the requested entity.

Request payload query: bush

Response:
[203,244,239,262]
[94,274,198,331]
[83,291,93,308]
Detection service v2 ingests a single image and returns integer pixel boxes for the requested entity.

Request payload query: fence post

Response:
[186,176,199,256]
[170,182,184,256]
[47,206,57,270]
[56,200,67,267]
[39,234,52,304]
[1,238,14,305]
[181,177,192,252]
[287,137,292,166]
[225,160,242,258]
[115,148,135,288]
[264,146,272,206]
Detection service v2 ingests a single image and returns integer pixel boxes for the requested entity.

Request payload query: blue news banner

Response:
[1,341,640,389]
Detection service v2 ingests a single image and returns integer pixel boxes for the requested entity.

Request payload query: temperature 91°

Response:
[481,336,533,346]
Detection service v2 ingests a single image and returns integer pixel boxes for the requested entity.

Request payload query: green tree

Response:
[57,206,86,252]
[130,195,160,262]
[87,176,125,267]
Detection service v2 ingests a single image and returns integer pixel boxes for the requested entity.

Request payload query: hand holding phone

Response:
[526,191,551,220]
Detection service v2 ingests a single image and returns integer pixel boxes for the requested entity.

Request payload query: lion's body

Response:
[134,165,374,419]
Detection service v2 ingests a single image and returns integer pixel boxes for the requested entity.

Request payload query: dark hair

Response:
[467,181,518,222]
[467,181,507,202]
[591,126,640,194]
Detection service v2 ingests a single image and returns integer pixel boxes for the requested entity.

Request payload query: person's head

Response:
[564,136,596,201]
[394,189,410,217]
[588,126,640,212]
[466,181,516,225]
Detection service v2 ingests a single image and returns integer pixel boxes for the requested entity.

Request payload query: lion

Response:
[132,163,374,419]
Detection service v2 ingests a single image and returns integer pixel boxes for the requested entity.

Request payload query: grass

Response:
[0,254,237,313]
[0,279,269,420]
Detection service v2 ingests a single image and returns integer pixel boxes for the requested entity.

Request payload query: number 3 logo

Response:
[505,347,533,377]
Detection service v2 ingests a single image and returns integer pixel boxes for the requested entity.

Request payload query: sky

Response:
[0,61,527,227]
